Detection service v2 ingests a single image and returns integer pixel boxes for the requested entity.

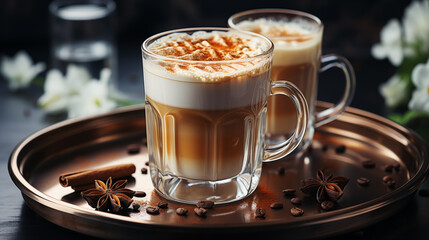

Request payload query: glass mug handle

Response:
[315,54,356,128]
[264,81,309,162]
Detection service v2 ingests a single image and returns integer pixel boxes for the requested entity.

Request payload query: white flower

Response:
[371,19,404,66]
[403,0,429,51]
[38,65,91,113]
[39,65,115,118]
[1,51,45,90]
[379,74,408,108]
[67,68,116,119]
[409,59,429,113]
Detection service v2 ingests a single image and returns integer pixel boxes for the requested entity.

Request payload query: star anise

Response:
[300,169,349,203]
[81,177,135,213]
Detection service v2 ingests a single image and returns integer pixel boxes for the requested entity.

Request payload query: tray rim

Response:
[8,101,429,232]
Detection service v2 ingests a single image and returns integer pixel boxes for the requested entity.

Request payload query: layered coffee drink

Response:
[234,18,322,141]
[143,30,272,181]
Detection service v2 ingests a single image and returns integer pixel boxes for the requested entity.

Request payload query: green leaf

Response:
[31,76,45,87]
[388,111,429,125]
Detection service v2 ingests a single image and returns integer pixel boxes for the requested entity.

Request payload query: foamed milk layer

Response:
[144,31,271,110]
[234,19,322,66]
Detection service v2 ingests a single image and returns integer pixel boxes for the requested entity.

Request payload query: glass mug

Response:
[49,0,118,92]
[229,9,356,152]
[142,27,309,204]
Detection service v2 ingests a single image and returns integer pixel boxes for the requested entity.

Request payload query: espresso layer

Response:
[267,63,317,135]
[234,18,321,136]
[146,97,266,181]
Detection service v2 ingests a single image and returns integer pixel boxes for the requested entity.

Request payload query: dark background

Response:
[0,0,413,115]
[3,1,428,240]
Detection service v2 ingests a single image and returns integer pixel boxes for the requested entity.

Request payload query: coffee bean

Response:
[382,175,393,183]
[141,167,148,174]
[321,145,328,152]
[290,207,304,217]
[393,162,400,171]
[270,202,283,209]
[134,191,146,198]
[418,189,429,197]
[386,180,396,188]
[382,176,396,188]
[291,197,302,205]
[362,160,376,168]
[321,201,335,211]
[127,144,141,154]
[384,164,394,172]
[335,145,346,154]
[255,208,266,218]
[132,202,140,211]
[282,188,296,197]
[357,177,370,186]
[276,166,285,175]
[146,206,159,215]
[196,200,214,209]
[194,207,207,217]
[157,201,168,209]
[176,208,188,216]
[145,161,149,166]
[307,145,313,154]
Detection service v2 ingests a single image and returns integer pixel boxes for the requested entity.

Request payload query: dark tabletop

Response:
[1,0,429,239]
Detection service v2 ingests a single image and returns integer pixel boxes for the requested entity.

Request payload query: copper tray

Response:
[9,102,429,239]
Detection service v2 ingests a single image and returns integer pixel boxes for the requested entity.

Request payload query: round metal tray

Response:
[9,102,429,239]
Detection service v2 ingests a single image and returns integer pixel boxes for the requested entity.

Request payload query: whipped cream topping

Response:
[145,31,271,82]
[143,30,272,110]
[234,18,316,39]
[233,18,322,66]
[148,31,267,61]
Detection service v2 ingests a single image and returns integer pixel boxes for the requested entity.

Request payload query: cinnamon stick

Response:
[59,163,136,189]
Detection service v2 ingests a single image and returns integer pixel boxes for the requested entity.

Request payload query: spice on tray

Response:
[382,176,396,188]
[194,207,207,217]
[290,207,304,217]
[276,166,286,175]
[196,200,214,209]
[81,177,135,213]
[335,145,346,154]
[255,208,266,218]
[132,202,140,211]
[270,202,283,209]
[301,169,349,203]
[362,160,376,168]
[321,145,328,152]
[384,164,394,172]
[127,144,141,154]
[59,163,136,191]
[146,206,160,215]
[320,200,335,211]
[392,162,400,171]
[291,197,302,205]
[176,208,189,216]
[134,191,146,198]
[384,163,400,172]
[357,177,370,186]
[282,188,296,197]
[157,201,168,209]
